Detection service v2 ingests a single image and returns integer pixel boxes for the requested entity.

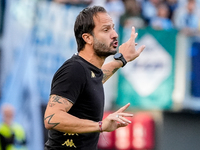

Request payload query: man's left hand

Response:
[119,26,145,62]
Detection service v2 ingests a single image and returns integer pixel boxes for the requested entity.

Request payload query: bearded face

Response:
[93,35,117,58]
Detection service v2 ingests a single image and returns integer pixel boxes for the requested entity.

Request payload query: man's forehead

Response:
[93,12,113,24]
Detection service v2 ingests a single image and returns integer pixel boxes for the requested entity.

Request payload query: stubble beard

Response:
[93,37,117,58]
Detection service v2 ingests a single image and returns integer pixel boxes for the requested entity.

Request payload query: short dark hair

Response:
[74,6,107,52]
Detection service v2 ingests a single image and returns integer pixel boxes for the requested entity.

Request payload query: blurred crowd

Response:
[50,0,200,36]
[1,0,200,37]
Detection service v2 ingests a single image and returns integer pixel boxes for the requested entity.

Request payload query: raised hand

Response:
[119,26,145,62]
[102,103,133,132]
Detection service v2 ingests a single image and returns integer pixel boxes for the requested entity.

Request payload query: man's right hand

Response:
[102,103,133,132]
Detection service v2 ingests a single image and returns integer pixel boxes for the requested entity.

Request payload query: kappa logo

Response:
[62,139,76,148]
[64,133,79,136]
[91,71,96,78]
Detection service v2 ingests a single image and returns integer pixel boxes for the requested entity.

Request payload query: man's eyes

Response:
[103,27,115,32]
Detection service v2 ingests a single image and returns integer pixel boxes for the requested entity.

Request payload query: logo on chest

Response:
[91,71,96,78]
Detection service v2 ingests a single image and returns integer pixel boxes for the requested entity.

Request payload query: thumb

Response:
[136,45,146,56]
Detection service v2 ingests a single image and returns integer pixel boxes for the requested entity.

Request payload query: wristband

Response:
[98,121,103,132]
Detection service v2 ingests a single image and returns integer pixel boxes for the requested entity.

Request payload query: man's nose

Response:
[111,29,118,39]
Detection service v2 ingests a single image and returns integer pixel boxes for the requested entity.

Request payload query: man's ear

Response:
[82,33,93,45]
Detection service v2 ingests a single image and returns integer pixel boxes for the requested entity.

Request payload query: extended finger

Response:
[115,116,130,125]
[135,33,138,39]
[129,26,136,41]
[118,116,132,124]
[116,103,130,113]
[117,112,134,117]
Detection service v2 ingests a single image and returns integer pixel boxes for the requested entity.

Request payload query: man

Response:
[44,6,145,150]
[0,104,27,150]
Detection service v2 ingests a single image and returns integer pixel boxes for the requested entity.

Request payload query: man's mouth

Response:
[112,41,118,48]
